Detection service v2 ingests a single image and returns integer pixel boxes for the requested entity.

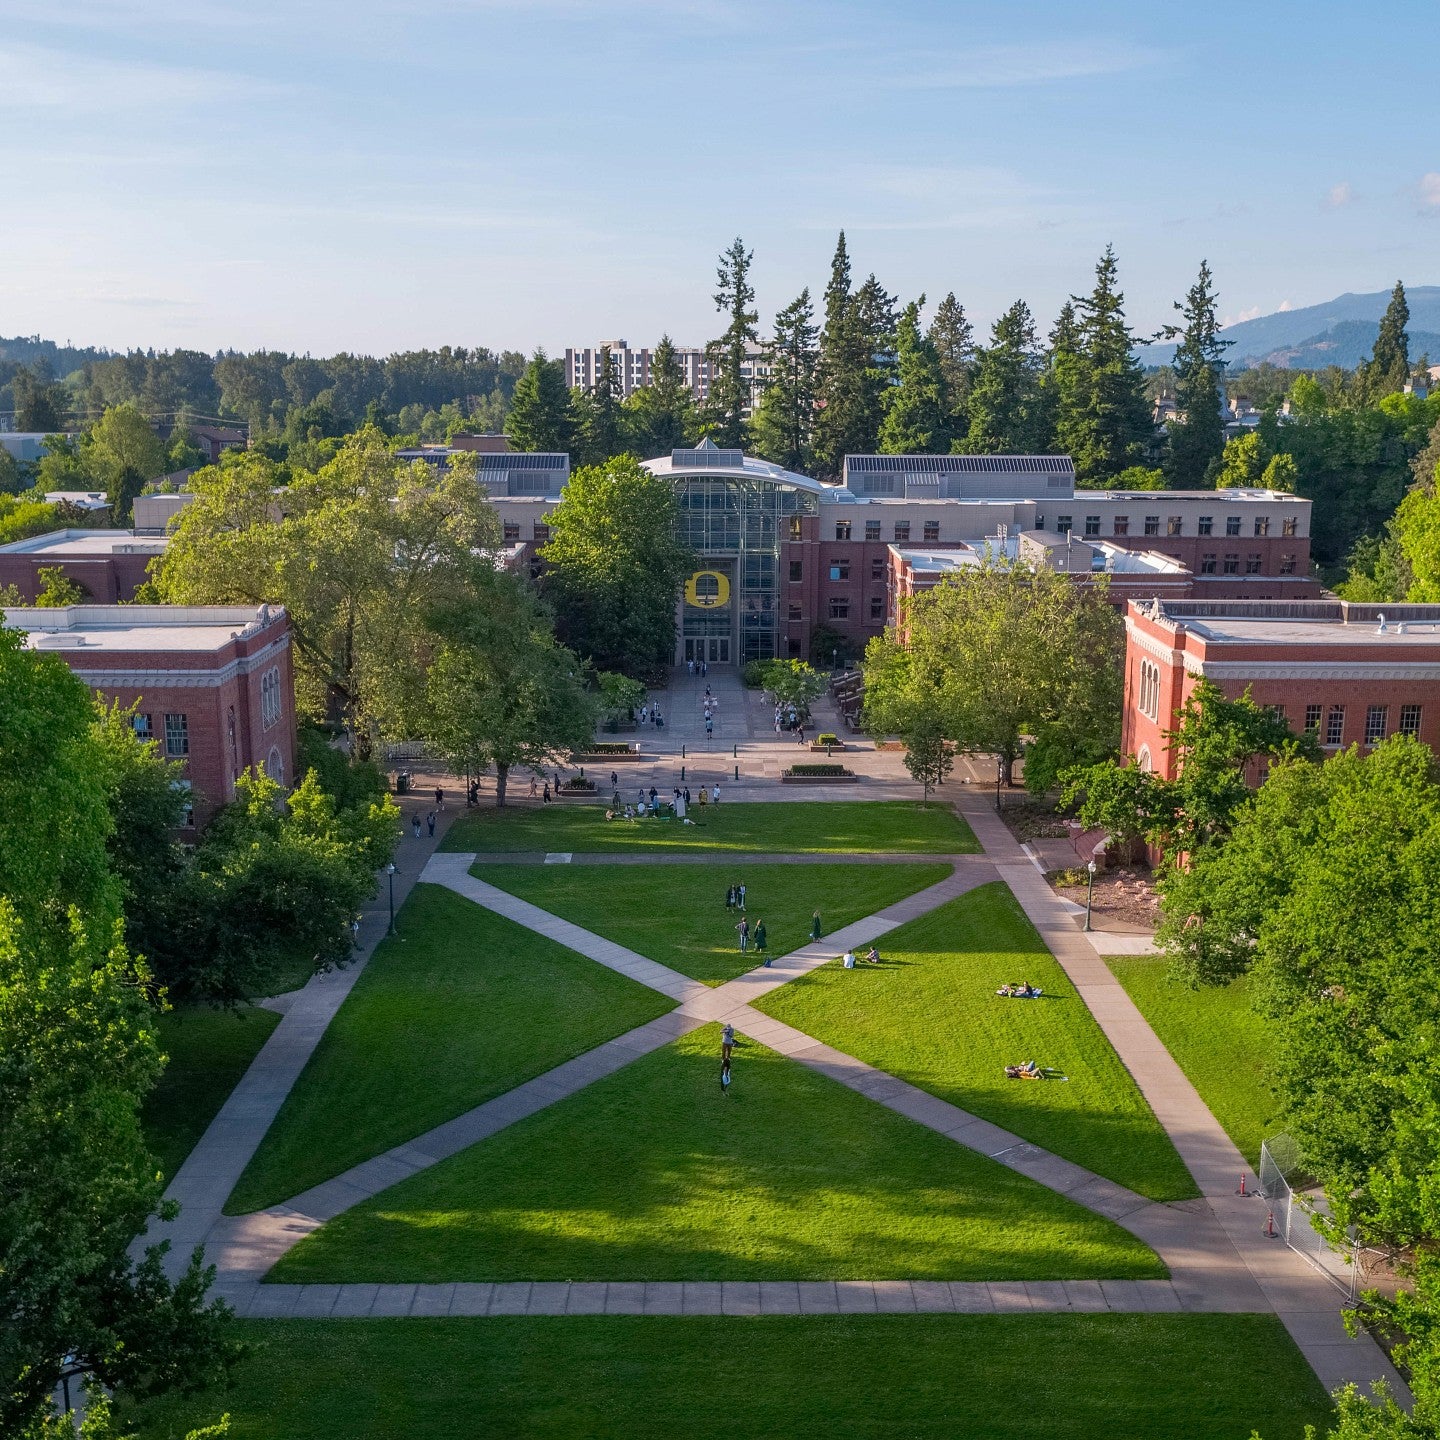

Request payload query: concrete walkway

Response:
[956,793,1410,1401]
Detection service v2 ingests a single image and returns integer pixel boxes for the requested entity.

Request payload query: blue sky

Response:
[1,0,1435,357]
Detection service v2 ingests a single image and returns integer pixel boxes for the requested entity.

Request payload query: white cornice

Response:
[65,634,290,690]
[1125,624,1184,666]
[1190,658,1440,681]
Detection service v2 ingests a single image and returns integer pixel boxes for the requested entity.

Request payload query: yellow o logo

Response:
[684,570,730,609]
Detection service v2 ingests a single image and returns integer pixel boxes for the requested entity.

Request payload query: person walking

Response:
[542,784,552,804]
[435,785,444,810]
[411,814,422,839]
[755,920,768,965]
[640,703,648,726]
[738,882,747,911]
[712,782,721,804]
[426,811,436,838]
[810,910,822,941]
[720,1054,732,1093]
[721,1022,735,1060]
[610,770,618,790]
[705,716,713,738]
[726,885,736,910]
[684,787,692,805]
[529,775,538,797]
[736,916,749,952]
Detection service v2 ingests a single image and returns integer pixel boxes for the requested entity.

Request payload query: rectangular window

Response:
[787,603,802,621]
[869,596,884,620]
[829,560,850,581]
[1282,517,1298,537]
[132,713,153,740]
[1223,553,1240,574]
[1144,515,1160,536]
[1326,706,1345,747]
[1255,516,1270,537]
[1246,553,1263,574]
[1056,515,1072,534]
[1304,703,1322,733]
[893,522,910,542]
[864,519,881,542]
[1400,704,1423,736]
[1198,515,1214,535]
[1167,515,1183,536]
[870,557,885,580]
[1200,553,1218,574]
[923,521,940,542]
[1365,705,1388,743]
[1112,515,1129,536]
[1279,553,1296,575]
[789,560,802,582]
[1226,516,1242,536]
[1269,704,1286,723]
[502,521,520,542]
[828,598,849,620]
[835,520,852,541]
[1084,515,1101,536]
[533,522,549,542]
[172,779,194,828]
[164,713,189,758]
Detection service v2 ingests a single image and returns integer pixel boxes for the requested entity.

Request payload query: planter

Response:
[877,740,905,752]
[577,745,643,762]
[781,772,860,784]
[809,742,847,753]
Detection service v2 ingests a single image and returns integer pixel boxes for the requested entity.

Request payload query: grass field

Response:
[756,883,1196,1201]
[270,1024,1164,1283]
[475,861,951,985]
[226,885,674,1215]
[119,1314,1332,1440]
[142,1004,281,1180]
[442,800,979,855]
[1107,955,1283,1167]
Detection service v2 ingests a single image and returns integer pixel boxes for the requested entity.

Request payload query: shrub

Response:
[561,775,596,790]
[785,763,852,778]
[741,660,765,688]
[815,732,840,746]
[584,742,633,755]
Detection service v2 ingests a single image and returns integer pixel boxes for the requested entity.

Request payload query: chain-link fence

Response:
[1258,1133,1358,1299]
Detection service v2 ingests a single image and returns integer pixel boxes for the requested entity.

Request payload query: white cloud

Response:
[862,40,1169,90]
[1420,172,1440,211]
[1325,182,1353,209]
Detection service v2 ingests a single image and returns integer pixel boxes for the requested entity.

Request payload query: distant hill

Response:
[1138,286,1440,369]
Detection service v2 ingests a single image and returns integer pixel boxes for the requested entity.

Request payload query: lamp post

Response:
[1084,860,1097,932]
[386,862,397,936]
[995,755,1003,812]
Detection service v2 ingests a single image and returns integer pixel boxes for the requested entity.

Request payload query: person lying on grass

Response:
[1004,1060,1067,1081]
[996,981,1043,998]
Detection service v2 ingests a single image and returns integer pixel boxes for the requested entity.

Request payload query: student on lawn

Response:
[721,1023,735,1060]
[736,916,750,952]
[755,921,768,965]
[811,910,823,941]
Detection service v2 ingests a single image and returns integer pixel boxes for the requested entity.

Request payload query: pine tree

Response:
[812,232,859,477]
[1067,245,1151,483]
[928,292,975,430]
[573,345,624,465]
[1163,260,1230,488]
[751,289,818,472]
[879,297,952,454]
[1043,301,1086,462]
[506,350,573,452]
[623,334,696,455]
[703,236,758,448]
[1362,280,1411,400]
[957,300,1045,454]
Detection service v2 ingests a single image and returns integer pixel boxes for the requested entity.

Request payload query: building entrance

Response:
[684,637,731,663]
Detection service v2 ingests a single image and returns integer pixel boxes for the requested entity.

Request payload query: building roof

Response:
[1130,599,1440,648]
[43,491,110,511]
[642,440,834,496]
[3,603,286,654]
[0,528,168,558]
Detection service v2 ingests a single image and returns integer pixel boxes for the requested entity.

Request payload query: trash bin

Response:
[395,770,411,795]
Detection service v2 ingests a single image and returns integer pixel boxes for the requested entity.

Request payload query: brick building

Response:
[3,603,296,829]
[0,529,167,602]
[1122,598,1440,781]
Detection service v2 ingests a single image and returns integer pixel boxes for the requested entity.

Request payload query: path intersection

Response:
[141,781,1408,1405]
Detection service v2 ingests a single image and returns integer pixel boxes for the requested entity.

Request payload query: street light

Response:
[386,862,397,936]
[1084,860,1097,932]
[995,755,1003,812]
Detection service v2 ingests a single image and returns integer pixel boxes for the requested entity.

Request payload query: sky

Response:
[1,0,1436,359]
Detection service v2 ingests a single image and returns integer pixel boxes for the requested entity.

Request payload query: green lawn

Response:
[142,1004,281,1180]
[226,885,674,1215]
[271,1024,1164,1283]
[1107,955,1283,1168]
[755,883,1196,1202]
[476,861,952,985]
[442,800,979,855]
[119,1314,1331,1440]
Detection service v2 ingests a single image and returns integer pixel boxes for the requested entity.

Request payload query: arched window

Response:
[1137,745,1153,773]
[265,746,285,785]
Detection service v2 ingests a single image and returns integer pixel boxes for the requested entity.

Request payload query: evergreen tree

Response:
[751,289,819,472]
[1067,245,1151,483]
[11,363,67,433]
[812,231,861,476]
[1163,260,1230,488]
[879,297,951,454]
[506,350,573,453]
[703,236,758,448]
[623,334,697,456]
[957,300,1045,454]
[572,345,624,465]
[928,292,975,429]
[1042,301,1086,463]
[1361,280,1411,400]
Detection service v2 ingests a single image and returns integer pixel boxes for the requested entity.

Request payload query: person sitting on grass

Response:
[865,945,881,965]
[996,981,1043,998]
[1004,1060,1066,1081]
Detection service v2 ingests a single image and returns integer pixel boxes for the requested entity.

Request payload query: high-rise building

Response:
[563,341,770,414]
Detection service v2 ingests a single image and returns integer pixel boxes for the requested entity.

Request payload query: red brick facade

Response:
[0,530,164,603]
[1123,599,1440,782]
[6,604,296,829]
